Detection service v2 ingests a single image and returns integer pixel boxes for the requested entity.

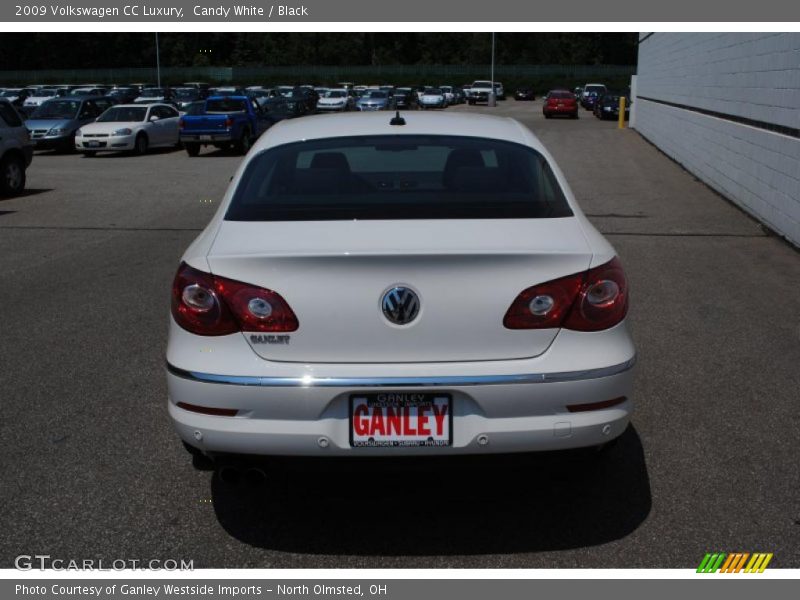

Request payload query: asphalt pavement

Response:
[1,100,798,568]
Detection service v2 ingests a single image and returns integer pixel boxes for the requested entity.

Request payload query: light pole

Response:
[155,32,161,87]
[488,32,496,107]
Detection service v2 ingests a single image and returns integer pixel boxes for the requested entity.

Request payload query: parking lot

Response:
[1,99,798,568]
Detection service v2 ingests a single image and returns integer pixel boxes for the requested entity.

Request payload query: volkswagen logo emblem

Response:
[381,286,420,325]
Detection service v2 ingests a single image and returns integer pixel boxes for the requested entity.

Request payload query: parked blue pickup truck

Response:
[179,95,273,156]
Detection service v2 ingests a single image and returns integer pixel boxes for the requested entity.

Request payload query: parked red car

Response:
[543,90,579,119]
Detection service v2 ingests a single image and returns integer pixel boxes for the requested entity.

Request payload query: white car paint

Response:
[167,112,635,460]
[75,103,180,154]
[316,88,352,112]
[418,89,447,108]
[23,90,60,109]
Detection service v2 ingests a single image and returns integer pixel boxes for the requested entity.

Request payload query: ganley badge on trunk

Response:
[381,287,420,325]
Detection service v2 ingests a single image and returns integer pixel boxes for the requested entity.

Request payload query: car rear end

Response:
[598,94,630,120]
[166,113,635,462]
[543,92,578,118]
[179,96,247,145]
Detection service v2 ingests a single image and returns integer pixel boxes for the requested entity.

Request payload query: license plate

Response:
[86,140,100,147]
[199,135,212,141]
[350,393,452,447]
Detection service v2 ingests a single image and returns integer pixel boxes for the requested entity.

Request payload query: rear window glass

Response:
[226,135,573,221]
[550,92,574,99]
[207,98,247,113]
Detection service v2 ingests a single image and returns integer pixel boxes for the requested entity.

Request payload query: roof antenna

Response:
[390,110,405,126]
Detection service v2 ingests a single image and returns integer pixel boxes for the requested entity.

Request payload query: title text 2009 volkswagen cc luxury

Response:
[166,112,635,465]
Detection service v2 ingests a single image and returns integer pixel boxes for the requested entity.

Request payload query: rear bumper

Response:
[544,106,578,115]
[167,323,636,458]
[180,133,234,143]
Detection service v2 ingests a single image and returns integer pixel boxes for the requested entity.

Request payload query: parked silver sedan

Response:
[355,90,394,111]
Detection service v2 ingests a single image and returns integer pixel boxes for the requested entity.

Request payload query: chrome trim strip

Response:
[166,358,635,388]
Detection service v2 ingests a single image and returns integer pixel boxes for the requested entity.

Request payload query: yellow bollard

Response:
[618,96,627,129]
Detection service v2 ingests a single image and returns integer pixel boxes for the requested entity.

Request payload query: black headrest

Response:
[310,152,351,172]
[449,168,506,193]
[444,149,483,171]
[443,149,484,189]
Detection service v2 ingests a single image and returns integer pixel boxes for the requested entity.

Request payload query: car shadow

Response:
[84,147,183,159]
[210,425,651,556]
[0,188,53,201]
[190,148,244,158]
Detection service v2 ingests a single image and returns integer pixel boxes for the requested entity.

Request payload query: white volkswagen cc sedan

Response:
[167,111,635,464]
[75,103,180,155]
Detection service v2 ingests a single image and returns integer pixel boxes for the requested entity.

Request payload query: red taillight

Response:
[503,257,628,332]
[566,396,627,413]
[224,117,234,128]
[171,262,299,336]
[176,402,239,417]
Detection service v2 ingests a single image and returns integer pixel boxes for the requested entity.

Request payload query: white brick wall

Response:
[633,33,800,246]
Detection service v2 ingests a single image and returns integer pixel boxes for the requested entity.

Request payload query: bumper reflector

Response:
[566,396,627,413]
[176,402,239,417]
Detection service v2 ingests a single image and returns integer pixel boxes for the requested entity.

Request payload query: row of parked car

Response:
[573,84,632,119]
[539,83,631,120]
[1,79,505,161]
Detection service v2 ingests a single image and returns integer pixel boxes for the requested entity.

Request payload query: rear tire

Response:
[0,154,25,196]
[235,130,251,155]
[184,143,200,157]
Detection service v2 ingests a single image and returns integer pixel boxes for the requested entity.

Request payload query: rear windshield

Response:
[226,135,573,221]
[550,91,574,99]
[174,88,198,99]
[206,98,247,113]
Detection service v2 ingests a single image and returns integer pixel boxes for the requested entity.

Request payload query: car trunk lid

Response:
[207,218,592,364]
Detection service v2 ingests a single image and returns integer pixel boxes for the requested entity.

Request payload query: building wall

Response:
[632,33,800,246]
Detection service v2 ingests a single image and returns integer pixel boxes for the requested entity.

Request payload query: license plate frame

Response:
[349,393,453,448]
